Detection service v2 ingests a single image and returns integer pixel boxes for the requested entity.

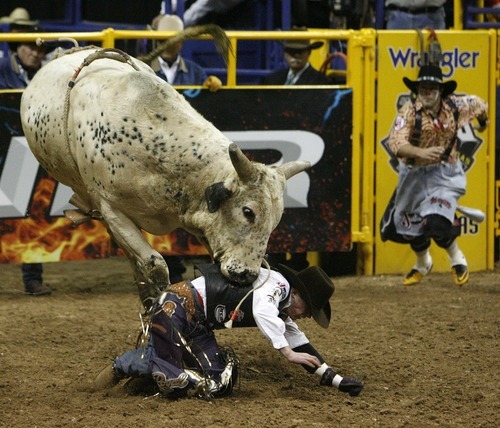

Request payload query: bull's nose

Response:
[228,269,257,285]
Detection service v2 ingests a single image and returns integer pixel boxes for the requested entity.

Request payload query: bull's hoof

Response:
[63,209,91,226]
[145,256,171,284]
[137,281,168,312]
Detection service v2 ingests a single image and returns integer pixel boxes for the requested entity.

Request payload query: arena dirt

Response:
[0,256,498,427]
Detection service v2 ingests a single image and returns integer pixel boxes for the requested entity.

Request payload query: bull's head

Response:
[198,143,310,284]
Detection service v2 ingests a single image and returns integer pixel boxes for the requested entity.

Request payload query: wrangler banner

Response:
[0,88,352,264]
[375,30,493,274]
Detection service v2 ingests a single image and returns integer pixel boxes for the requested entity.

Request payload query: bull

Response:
[20,46,310,309]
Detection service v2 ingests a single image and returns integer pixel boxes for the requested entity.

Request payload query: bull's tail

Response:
[137,24,234,67]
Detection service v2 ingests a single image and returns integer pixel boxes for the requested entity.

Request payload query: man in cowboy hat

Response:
[94,263,364,399]
[261,39,331,85]
[385,64,488,286]
[146,14,222,91]
[0,9,52,296]
[0,14,52,89]
[0,7,38,27]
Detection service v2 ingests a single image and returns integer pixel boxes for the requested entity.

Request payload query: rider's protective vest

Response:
[194,264,290,330]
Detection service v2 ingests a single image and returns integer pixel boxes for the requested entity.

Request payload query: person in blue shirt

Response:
[0,15,52,296]
[0,21,51,89]
[148,14,221,89]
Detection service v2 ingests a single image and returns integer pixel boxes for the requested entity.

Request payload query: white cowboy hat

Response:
[0,7,38,26]
[149,14,184,32]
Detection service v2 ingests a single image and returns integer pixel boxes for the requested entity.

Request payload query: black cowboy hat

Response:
[282,39,324,52]
[7,22,54,53]
[403,65,457,98]
[278,264,334,328]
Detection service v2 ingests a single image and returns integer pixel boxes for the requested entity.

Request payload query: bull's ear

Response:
[205,182,233,213]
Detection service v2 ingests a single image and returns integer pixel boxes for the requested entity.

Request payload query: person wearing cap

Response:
[0,9,52,296]
[385,64,488,286]
[147,14,222,91]
[94,263,364,399]
[261,39,331,85]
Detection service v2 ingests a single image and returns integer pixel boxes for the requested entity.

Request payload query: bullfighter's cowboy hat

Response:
[278,264,335,328]
[403,64,457,98]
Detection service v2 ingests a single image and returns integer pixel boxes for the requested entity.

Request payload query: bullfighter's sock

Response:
[414,248,432,274]
[446,241,467,266]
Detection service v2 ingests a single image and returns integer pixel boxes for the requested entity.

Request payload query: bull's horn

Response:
[229,143,257,182]
[279,161,311,180]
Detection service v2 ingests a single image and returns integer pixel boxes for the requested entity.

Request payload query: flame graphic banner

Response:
[0,89,352,264]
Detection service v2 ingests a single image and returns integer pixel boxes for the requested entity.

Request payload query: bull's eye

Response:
[242,206,255,223]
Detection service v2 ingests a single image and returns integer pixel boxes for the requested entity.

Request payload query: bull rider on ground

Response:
[94,263,364,399]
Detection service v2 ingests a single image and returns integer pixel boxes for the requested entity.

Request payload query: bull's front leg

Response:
[99,202,170,311]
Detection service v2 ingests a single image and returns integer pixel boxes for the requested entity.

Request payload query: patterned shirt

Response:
[388,94,488,167]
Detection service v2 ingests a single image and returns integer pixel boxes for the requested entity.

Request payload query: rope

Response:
[224,259,271,329]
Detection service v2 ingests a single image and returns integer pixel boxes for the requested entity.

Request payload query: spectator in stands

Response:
[147,14,221,91]
[0,6,33,28]
[261,39,331,85]
[385,0,447,29]
[159,0,254,29]
[0,9,52,296]
[184,0,250,28]
[289,0,332,28]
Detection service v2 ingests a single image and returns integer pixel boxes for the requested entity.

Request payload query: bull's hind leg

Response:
[98,202,170,311]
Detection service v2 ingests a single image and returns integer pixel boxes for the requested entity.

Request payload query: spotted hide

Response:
[21,47,310,309]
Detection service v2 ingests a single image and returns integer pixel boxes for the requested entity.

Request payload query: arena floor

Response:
[0,257,498,427]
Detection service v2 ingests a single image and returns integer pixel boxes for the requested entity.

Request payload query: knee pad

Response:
[410,235,431,252]
[423,214,460,248]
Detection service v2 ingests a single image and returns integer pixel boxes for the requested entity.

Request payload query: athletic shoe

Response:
[452,264,469,286]
[402,264,432,286]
